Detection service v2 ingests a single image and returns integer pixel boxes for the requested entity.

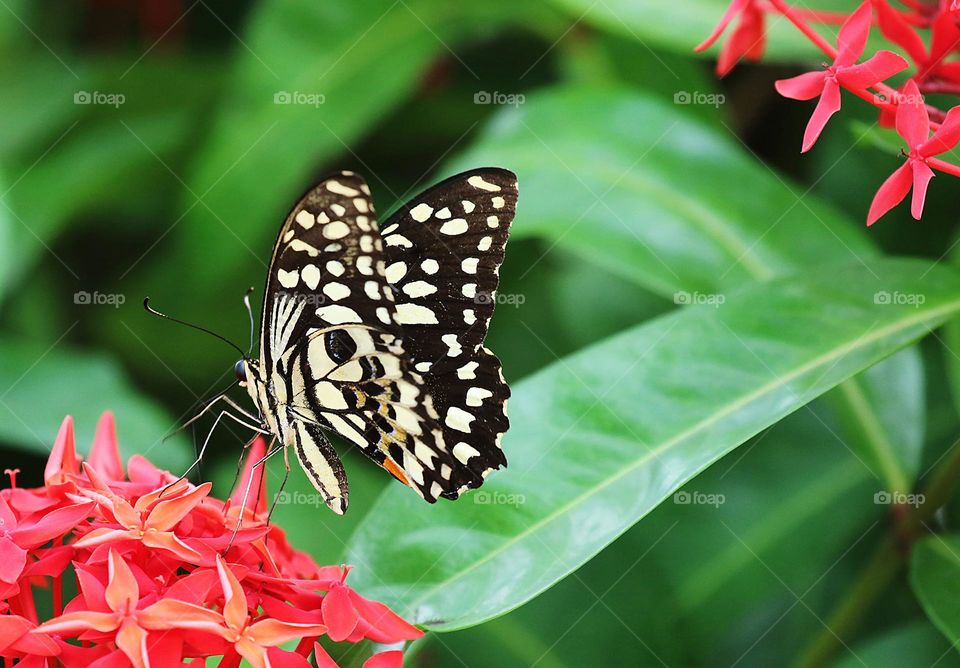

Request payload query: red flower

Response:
[0,413,423,667]
[775,2,908,152]
[874,0,960,84]
[867,81,960,224]
[695,0,765,76]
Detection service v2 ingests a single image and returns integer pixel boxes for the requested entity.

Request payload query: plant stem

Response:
[793,439,960,667]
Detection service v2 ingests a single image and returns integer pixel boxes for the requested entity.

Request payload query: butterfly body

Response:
[237,169,517,514]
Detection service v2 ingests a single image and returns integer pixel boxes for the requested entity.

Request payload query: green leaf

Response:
[834,622,960,668]
[546,0,869,62]
[348,259,960,631]
[447,84,923,491]
[910,533,960,648]
[447,85,871,297]
[0,337,191,472]
[171,0,559,287]
[433,408,880,665]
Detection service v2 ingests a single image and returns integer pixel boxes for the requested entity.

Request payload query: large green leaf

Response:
[446,85,869,296]
[447,85,923,490]
[348,260,960,631]
[432,408,879,665]
[910,534,960,648]
[0,338,190,471]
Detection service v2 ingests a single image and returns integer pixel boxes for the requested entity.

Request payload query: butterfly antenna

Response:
[243,287,255,356]
[144,297,246,358]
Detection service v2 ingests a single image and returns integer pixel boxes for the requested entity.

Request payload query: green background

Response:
[3,1,960,665]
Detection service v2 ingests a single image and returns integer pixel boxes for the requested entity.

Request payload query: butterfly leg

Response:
[162,407,269,498]
[224,440,284,555]
[267,444,292,522]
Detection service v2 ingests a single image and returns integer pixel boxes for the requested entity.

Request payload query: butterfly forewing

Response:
[252,169,515,512]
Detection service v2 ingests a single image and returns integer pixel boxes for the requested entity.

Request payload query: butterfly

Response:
[234,168,516,514]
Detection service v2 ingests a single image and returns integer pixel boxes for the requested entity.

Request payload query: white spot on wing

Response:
[468,175,502,192]
[461,258,479,274]
[446,408,476,434]
[326,180,360,197]
[385,261,407,284]
[440,218,468,235]
[278,269,299,288]
[301,264,321,290]
[316,305,361,324]
[409,203,433,222]
[466,387,493,407]
[295,210,315,228]
[322,282,350,301]
[323,221,350,240]
[442,334,462,357]
[395,303,438,325]
[421,259,439,275]
[403,281,437,298]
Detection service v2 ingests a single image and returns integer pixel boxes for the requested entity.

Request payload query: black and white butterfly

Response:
[232,169,516,514]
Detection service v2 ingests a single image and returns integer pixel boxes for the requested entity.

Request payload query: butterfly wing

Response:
[258,170,512,508]
[379,168,517,498]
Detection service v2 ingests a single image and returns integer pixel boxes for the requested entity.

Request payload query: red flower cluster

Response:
[0,413,421,667]
[699,0,960,225]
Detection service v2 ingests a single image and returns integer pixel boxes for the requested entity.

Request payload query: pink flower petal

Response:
[115,619,150,668]
[910,160,935,220]
[775,71,826,101]
[717,4,764,76]
[45,416,79,484]
[105,549,139,614]
[363,651,404,668]
[896,80,930,149]
[0,536,28,583]
[12,501,93,547]
[874,0,928,66]
[802,79,842,152]
[322,584,359,642]
[89,412,124,481]
[836,2,873,67]
[837,50,908,89]
[867,162,913,225]
[313,642,340,668]
[695,0,749,52]
[922,106,960,157]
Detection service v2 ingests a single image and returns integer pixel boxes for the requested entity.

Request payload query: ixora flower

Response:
[695,0,766,76]
[0,412,421,667]
[775,2,908,152]
[868,80,960,224]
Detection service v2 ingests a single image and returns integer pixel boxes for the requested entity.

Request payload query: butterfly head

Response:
[233,357,262,388]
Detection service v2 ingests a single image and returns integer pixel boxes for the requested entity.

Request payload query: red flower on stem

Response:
[775,2,909,152]
[0,413,422,667]
[867,80,960,224]
[695,0,766,76]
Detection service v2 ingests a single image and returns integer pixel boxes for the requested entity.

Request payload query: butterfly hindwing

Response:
[379,168,516,497]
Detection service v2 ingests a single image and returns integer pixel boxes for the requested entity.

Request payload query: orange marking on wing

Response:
[383,458,410,486]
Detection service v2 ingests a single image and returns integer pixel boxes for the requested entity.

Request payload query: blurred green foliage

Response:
[3,1,960,666]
